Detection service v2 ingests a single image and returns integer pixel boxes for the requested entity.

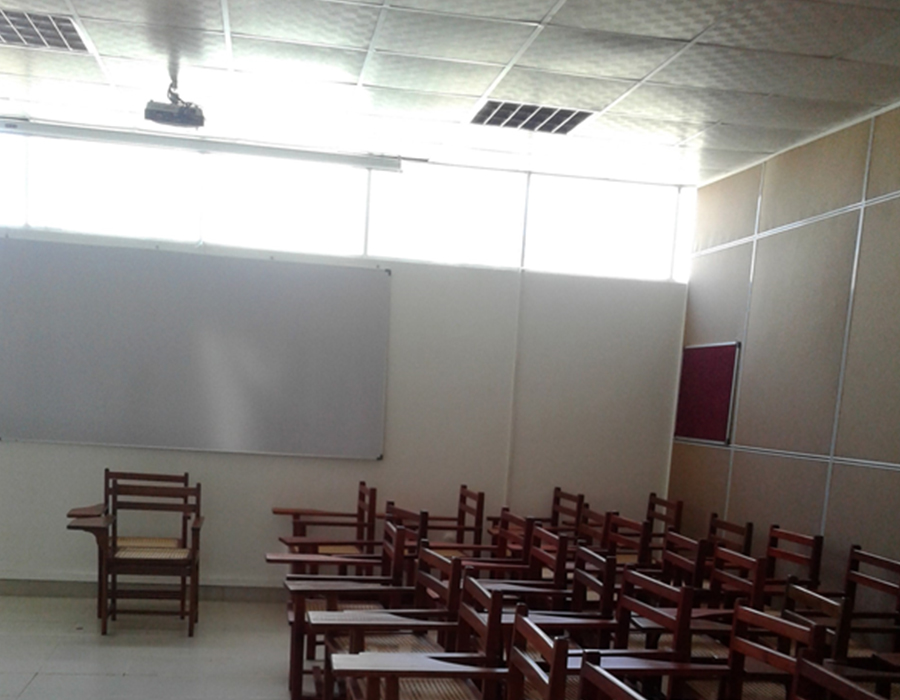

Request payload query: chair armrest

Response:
[279,536,382,548]
[272,507,358,517]
[67,503,106,518]
[67,515,113,533]
[192,516,204,531]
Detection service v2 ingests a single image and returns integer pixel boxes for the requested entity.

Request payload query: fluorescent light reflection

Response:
[673,188,697,283]
[525,175,680,281]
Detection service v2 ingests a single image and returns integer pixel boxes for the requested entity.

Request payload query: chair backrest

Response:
[490,507,537,561]
[576,505,608,550]
[355,482,378,549]
[106,469,190,542]
[728,604,827,700]
[707,544,767,610]
[507,605,569,700]
[614,569,694,659]
[580,662,647,700]
[708,512,753,555]
[781,581,851,661]
[766,525,824,590]
[380,520,411,586]
[646,492,683,535]
[456,575,506,666]
[793,658,885,700]
[527,526,569,589]
[549,486,585,532]
[843,545,900,652]
[661,530,712,588]
[421,485,486,547]
[571,546,617,619]
[414,546,464,612]
[110,480,201,550]
[602,512,652,566]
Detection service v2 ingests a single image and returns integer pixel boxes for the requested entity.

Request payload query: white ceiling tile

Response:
[0,1,70,13]
[70,0,224,30]
[81,19,228,69]
[700,0,900,57]
[228,0,381,49]
[491,67,634,111]
[519,26,685,80]
[0,44,104,81]
[655,44,900,105]
[551,0,730,41]
[684,146,770,172]
[575,113,710,145]
[610,83,867,130]
[231,38,365,82]
[362,53,502,96]
[388,0,557,22]
[362,86,477,120]
[686,123,814,152]
[375,10,533,64]
[846,26,900,66]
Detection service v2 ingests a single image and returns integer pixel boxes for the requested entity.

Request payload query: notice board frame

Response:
[674,341,740,444]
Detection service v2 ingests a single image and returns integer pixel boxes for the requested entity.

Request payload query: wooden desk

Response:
[67,516,112,620]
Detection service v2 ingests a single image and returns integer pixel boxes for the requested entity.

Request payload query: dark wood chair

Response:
[708,513,753,556]
[602,512,652,568]
[660,530,713,589]
[576,505,609,551]
[646,492,683,561]
[507,605,573,700]
[329,576,508,700]
[794,658,886,700]
[67,469,191,619]
[102,480,203,636]
[842,546,900,652]
[764,526,824,601]
[545,486,587,536]
[569,547,619,648]
[580,661,649,700]
[427,485,486,555]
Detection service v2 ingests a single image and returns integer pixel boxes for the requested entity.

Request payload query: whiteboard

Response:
[0,238,390,458]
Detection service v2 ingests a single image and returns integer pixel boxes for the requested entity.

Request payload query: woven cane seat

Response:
[115,547,190,561]
[306,599,383,612]
[523,675,581,700]
[116,537,181,548]
[372,677,478,700]
[331,632,442,654]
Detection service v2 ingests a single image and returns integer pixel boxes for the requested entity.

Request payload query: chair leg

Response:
[188,564,199,636]
[180,574,186,620]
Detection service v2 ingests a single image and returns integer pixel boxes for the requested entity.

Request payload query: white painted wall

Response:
[0,257,687,588]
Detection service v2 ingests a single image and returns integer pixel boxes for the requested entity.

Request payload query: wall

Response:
[0,256,687,588]
[669,106,900,585]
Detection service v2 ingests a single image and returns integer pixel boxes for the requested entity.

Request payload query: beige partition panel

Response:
[835,198,900,464]
[728,451,828,555]
[759,122,869,232]
[684,242,753,346]
[734,213,858,454]
[667,442,730,540]
[695,165,762,251]
[867,109,900,199]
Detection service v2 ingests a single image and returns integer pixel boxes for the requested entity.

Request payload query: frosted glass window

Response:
[368,162,526,267]
[525,175,680,280]
[201,155,366,257]
[672,187,697,283]
[0,134,27,228]
[27,138,201,242]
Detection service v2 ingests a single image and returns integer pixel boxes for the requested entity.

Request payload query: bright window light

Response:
[0,134,26,228]
[368,162,527,267]
[27,138,201,242]
[672,187,697,283]
[201,154,366,257]
[525,175,680,281]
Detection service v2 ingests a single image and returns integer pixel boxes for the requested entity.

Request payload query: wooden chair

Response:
[330,576,508,700]
[570,547,619,648]
[602,513,652,568]
[842,546,900,652]
[646,492,683,560]
[507,605,573,700]
[427,485,486,555]
[580,661,649,700]
[576,505,609,551]
[765,526,824,601]
[706,545,768,614]
[793,658,886,700]
[67,469,191,618]
[102,480,203,636]
[708,513,753,556]
[545,487,586,535]
[660,530,713,589]
[312,546,464,700]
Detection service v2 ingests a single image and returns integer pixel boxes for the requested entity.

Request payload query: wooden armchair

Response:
[507,605,573,700]
[708,513,754,556]
[544,487,587,536]
[764,526,824,601]
[646,492,683,561]
[794,658,885,700]
[427,485,486,556]
[576,505,609,552]
[67,469,191,618]
[842,545,900,652]
[601,513,652,568]
[102,480,203,636]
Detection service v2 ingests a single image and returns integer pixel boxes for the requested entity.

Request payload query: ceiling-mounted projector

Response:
[145,80,204,128]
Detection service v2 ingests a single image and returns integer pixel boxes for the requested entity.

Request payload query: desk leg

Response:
[290,592,307,700]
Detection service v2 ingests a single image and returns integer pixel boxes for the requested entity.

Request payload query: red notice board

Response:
[674,342,740,444]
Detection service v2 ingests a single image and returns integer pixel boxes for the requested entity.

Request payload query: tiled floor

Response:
[0,596,294,699]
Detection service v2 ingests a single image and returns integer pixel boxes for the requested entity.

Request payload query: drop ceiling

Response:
[1,0,899,185]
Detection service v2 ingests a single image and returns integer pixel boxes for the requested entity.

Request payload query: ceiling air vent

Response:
[472,100,592,135]
[0,9,87,52]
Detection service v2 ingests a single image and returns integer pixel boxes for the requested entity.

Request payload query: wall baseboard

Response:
[0,579,284,603]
